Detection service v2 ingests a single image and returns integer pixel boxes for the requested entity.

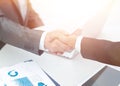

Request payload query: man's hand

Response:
[44,30,73,55]
[58,29,82,49]
[44,29,82,55]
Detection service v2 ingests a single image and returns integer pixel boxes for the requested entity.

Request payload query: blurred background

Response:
[30,0,120,40]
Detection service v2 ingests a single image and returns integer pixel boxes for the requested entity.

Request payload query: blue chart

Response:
[12,77,33,86]
[8,70,18,77]
[38,82,47,86]
[6,70,47,86]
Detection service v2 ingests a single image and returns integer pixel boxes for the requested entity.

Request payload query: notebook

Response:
[81,66,120,86]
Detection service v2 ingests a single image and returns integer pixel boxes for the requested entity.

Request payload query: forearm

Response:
[0,16,43,55]
[107,42,120,66]
[80,37,120,66]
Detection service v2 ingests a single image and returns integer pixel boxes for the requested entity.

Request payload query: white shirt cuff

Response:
[33,26,48,51]
[34,26,47,31]
[75,36,83,53]
[39,31,48,51]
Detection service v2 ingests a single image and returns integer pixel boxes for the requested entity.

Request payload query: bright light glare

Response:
[30,0,113,34]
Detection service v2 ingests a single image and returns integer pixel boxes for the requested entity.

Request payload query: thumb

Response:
[58,35,77,48]
[71,28,82,36]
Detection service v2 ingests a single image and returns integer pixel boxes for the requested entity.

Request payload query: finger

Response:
[49,39,72,53]
[71,28,82,36]
[49,51,63,56]
[48,51,57,55]
[56,52,63,56]
[45,31,68,49]
[46,30,70,44]
[55,39,73,51]
[57,30,69,36]
[57,35,77,49]
[48,40,62,53]
[57,34,68,43]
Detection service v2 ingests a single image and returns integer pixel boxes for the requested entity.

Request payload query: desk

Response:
[0,44,106,86]
[0,0,120,86]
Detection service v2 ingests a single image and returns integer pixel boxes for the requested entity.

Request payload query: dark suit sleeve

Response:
[81,37,120,66]
[0,11,43,55]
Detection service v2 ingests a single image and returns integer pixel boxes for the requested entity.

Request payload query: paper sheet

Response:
[0,60,56,86]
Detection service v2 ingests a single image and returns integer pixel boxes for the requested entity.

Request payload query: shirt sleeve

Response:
[75,36,83,53]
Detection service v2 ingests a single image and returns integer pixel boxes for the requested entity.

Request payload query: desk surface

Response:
[0,44,106,86]
[0,0,120,86]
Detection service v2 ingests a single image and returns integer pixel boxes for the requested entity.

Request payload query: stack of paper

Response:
[0,60,60,86]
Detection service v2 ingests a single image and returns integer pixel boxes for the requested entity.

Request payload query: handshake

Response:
[44,29,82,56]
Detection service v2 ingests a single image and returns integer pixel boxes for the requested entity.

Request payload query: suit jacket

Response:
[81,37,120,66]
[0,0,44,55]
